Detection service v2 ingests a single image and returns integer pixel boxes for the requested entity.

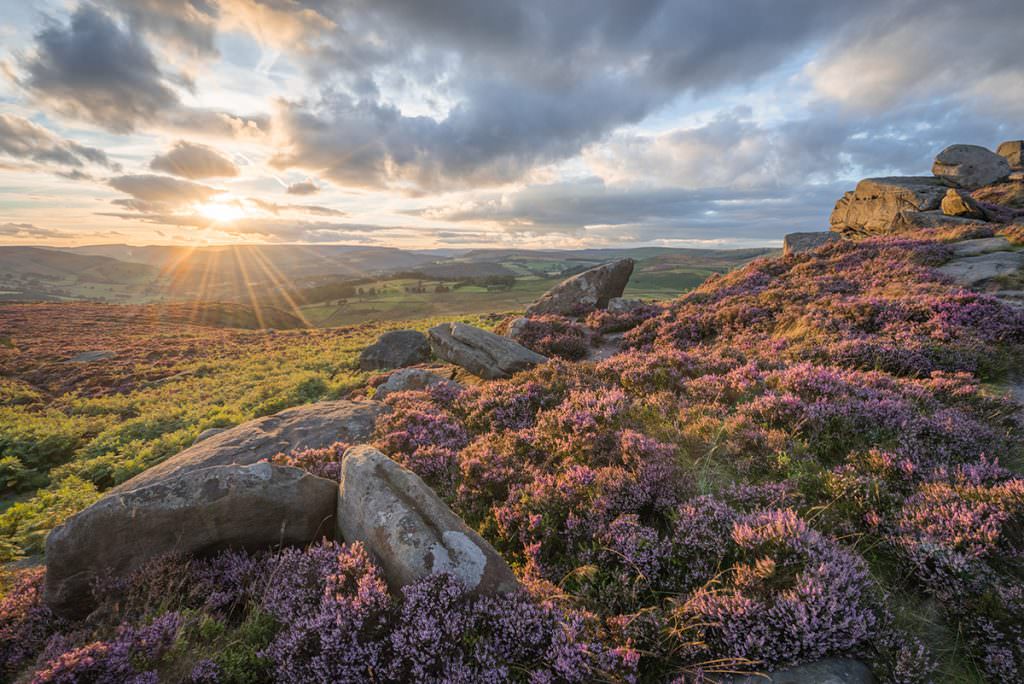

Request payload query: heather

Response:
[4,231,1024,681]
[363,231,1024,680]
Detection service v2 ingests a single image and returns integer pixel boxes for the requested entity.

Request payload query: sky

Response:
[0,1,1021,250]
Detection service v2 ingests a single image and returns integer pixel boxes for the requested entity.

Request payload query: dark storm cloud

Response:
[269,1,874,191]
[0,115,119,171]
[15,4,266,136]
[108,174,221,206]
[285,180,319,195]
[17,5,182,134]
[150,141,239,179]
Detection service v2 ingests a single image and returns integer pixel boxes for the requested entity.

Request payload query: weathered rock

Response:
[358,330,431,371]
[997,140,1024,168]
[45,462,337,618]
[336,445,518,595]
[941,188,986,219]
[503,316,530,342]
[783,231,839,255]
[607,297,645,313]
[948,236,1013,257]
[64,350,115,363]
[891,210,982,232]
[374,368,458,400]
[193,427,227,444]
[428,322,546,379]
[936,251,1024,287]
[111,400,385,494]
[932,144,1011,190]
[724,658,874,684]
[829,177,950,236]
[525,258,634,316]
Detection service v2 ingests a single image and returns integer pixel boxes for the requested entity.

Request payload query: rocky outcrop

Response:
[428,322,546,379]
[374,368,458,399]
[45,462,337,618]
[724,659,873,683]
[829,177,950,237]
[358,330,431,371]
[336,445,518,596]
[941,188,986,219]
[110,400,385,494]
[936,250,1024,287]
[783,231,839,255]
[997,140,1023,168]
[932,144,1011,190]
[525,258,634,316]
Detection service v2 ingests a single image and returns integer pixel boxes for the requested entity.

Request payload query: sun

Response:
[197,201,247,223]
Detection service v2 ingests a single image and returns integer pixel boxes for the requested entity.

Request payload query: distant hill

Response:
[0,246,158,302]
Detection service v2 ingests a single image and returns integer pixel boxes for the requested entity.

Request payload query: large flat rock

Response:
[948,236,1013,257]
[525,258,634,316]
[936,250,1024,287]
[830,176,950,237]
[724,659,873,683]
[336,445,518,595]
[358,330,430,371]
[428,322,546,379]
[45,463,337,618]
[783,231,839,255]
[110,400,385,494]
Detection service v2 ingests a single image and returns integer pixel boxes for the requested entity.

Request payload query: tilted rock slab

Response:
[830,177,950,237]
[428,322,546,379]
[783,231,839,256]
[936,250,1024,287]
[948,236,1013,258]
[358,329,431,371]
[933,144,1011,190]
[45,463,337,618]
[337,445,518,595]
[525,258,634,316]
[110,400,385,494]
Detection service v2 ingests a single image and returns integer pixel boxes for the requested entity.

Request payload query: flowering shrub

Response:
[1,568,59,678]
[504,315,590,360]
[270,442,348,480]
[12,231,1024,682]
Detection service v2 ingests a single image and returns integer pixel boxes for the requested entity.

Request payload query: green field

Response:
[299,266,724,327]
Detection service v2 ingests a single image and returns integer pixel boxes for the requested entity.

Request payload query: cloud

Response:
[96,0,220,58]
[412,174,849,243]
[268,1,869,192]
[150,140,239,179]
[109,173,220,207]
[0,222,68,239]
[808,2,1024,115]
[15,4,266,136]
[247,198,345,217]
[285,179,319,195]
[0,114,119,171]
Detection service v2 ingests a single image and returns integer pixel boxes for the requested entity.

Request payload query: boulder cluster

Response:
[44,257,639,619]
[829,141,1024,238]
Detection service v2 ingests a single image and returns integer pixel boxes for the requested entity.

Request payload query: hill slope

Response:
[3,228,1021,681]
